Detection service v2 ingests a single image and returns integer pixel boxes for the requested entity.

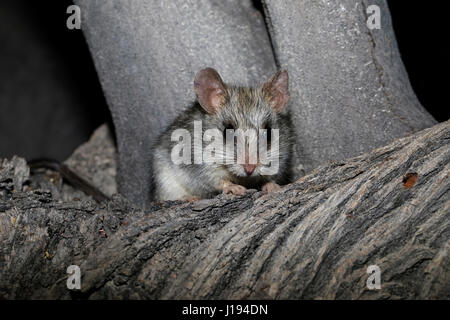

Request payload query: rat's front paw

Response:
[223,184,247,196]
[262,182,281,193]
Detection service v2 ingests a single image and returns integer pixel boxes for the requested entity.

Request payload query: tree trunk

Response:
[1,121,448,299]
[262,0,436,176]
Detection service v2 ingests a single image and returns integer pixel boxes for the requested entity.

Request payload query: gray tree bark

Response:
[1,121,448,299]
[262,0,436,175]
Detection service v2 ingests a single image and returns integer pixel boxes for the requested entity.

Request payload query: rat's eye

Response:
[223,123,235,133]
[223,123,235,140]
[263,126,272,145]
[224,123,234,130]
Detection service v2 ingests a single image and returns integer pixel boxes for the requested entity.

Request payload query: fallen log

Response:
[0,121,448,299]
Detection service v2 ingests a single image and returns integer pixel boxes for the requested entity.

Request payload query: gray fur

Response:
[153,71,293,201]
[73,0,276,207]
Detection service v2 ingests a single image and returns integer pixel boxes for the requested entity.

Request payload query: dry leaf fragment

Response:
[403,172,418,189]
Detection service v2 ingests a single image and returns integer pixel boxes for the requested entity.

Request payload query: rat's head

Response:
[194,68,291,179]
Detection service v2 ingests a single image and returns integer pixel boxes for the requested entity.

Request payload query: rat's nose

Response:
[243,164,256,176]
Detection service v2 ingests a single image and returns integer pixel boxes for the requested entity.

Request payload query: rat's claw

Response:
[223,184,247,196]
[262,182,281,193]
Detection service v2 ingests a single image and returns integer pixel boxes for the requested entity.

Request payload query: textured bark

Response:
[0,121,448,299]
[262,0,436,176]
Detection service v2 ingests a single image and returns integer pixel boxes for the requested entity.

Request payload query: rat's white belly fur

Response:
[153,148,192,200]
[153,146,232,200]
[157,165,192,200]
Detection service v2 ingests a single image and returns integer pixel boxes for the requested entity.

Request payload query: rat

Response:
[152,68,293,201]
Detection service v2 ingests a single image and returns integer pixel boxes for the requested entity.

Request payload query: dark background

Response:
[0,0,447,161]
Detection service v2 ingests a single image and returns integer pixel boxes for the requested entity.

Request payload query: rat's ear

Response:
[261,70,290,113]
[194,68,227,114]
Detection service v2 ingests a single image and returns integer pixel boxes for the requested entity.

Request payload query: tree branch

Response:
[0,121,448,299]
